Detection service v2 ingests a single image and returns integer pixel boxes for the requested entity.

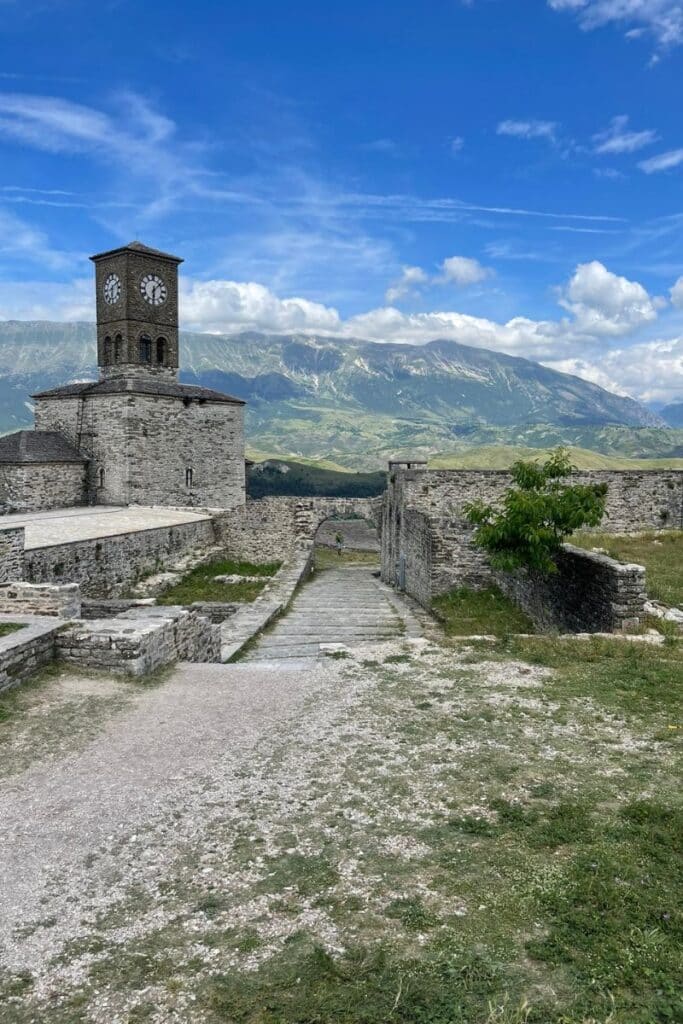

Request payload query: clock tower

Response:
[90,241,183,381]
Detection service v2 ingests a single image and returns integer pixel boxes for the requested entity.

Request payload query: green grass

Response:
[572,529,683,607]
[428,444,683,470]
[314,545,380,569]
[0,622,24,638]
[157,558,281,605]
[432,586,535,636]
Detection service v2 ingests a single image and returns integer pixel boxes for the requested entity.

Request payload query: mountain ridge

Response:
[0,321,675,467]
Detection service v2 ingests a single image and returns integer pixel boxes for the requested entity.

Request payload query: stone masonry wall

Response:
[382,468,683,608]
[0,527,24,583]
[0,621,60,694]
[495,544,647,633]
[0,462,86,512]
[35,392,245,510]
[215,496,380,562]
[0,582,80,618]
[24,518,216,598]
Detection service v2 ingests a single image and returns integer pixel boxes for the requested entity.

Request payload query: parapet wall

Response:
[23,518,216,598]
[495,545,647,633]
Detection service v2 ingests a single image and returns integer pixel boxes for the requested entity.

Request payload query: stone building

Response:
[0,242,246,511]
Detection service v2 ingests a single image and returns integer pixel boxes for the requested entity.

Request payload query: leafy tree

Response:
[464,448,607,574]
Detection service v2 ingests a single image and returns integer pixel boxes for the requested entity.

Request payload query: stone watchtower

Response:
[91,241,182,381]
[31,241,246,510]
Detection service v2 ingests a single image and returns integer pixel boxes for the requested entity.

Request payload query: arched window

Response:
[156,337,167,364]
[139,334,152,364]
[114,334,123,363]
[98,467,105,488]
[185,467,193,488]
[103,336,112,364]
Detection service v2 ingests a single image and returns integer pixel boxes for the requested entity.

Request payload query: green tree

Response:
[464,448,607,574]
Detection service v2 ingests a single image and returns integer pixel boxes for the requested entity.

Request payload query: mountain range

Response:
[0,320,681,469]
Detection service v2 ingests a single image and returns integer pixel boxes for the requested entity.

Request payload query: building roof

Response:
[89,240,184,264]
[31,378,245,405]
[0,430,87,465]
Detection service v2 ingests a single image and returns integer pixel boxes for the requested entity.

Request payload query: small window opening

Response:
[156,337,167,364]
[103,336,112,364]
[139,334,152,363]
[98,467,105,488]
[185,467,193,488]
[114,334,123,362]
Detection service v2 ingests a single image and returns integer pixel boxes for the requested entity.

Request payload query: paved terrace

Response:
[0,505,213,549]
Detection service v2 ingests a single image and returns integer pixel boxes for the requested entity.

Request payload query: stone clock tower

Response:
[91,241,183,381]
[27,240,246,510]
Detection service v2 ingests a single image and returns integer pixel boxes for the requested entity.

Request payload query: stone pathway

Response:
[243,565,421,661]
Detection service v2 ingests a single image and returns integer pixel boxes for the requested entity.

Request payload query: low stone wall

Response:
[0,618,61,694]
[0,582,80,619]
[215,496,380,563]
[0,462,86,513]
[495,544,647,633]
[23,518,216,598]
[220,545,315,661]
[0,526,25,583]
[58,606,221,676]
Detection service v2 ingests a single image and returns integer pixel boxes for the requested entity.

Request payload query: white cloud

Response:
[181,279,342,335]
[559,260,659,336]
[593,114,658,154]
[548,0,683,51]
[450,136,465,154]
[546,336,683,403]
[670,276,683,307]
[0,206,74,270]
[639,147,683,173]
[439,255,492,286]
[384,265,429,304]
[496,119,558,141]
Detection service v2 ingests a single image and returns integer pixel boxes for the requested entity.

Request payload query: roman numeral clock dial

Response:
[140,273,167,306]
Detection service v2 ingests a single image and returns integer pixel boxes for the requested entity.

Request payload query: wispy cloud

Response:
[639,148,683,173]
[593,114,658,154]
[548,0,683,55]
[496,119,558,141]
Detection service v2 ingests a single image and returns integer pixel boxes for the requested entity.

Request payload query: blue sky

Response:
[0,0,682,405]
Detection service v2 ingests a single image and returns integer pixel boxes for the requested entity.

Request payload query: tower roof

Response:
[90,240,183,264]
[0,430,87,465]
[31,379,245,406]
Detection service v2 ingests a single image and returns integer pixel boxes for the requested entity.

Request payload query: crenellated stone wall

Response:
[0,526,25,583]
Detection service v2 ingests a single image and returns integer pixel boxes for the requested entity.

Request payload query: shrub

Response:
[464,448,607,575]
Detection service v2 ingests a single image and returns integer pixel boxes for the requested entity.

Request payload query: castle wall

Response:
[382,468,683,609]
[0,462,86,512]
[214,496,380,562]
[23,517,216,597]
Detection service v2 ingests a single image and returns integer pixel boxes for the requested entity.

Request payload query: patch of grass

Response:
[572,529,683,607]
[527,800,683,1024]
[433,586,535,637]
[385,896,439,932]
[314,545,380,569]
[157,557,281,605]
[0,622,24,638]
[498,634,682,719]
[200,933,534,1024]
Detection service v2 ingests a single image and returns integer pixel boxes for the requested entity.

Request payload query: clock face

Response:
[140,273,167,307]
[103,273,121,305]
